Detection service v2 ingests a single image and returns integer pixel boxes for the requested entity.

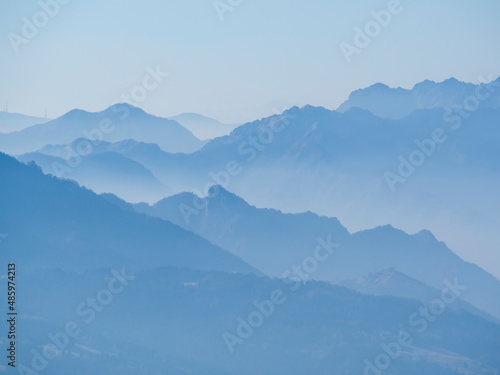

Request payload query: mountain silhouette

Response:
[124,186,500,320]
[18,138,173,203]
[337,76,500,119]
[0,104,206,155]
[0,152,256,274]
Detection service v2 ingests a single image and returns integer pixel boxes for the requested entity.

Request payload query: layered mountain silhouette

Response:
[119,186,500,320]
[0,152,255,274]
[3,76,500,375]
[4,150,499,374]
[337,76,500,119]
[0,104,206,155]
[19,103,500,282]
[18,138,173,203]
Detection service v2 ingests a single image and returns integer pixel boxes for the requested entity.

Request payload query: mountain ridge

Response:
[0,103,206,155]
[337,76,500,119]
[120,185,500,320]
[0,152,257,274]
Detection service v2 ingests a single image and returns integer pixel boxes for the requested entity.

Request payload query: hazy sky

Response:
[1,0,499,123]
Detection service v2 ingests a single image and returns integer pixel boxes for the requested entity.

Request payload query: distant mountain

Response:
[124,186,500,320]
[0,111,47,133]
[169,113,238,140]
[33,137,201,193]
[339,268,497,323]
[17,266,500,375]
[337,76,500,119]
[0,152,256,274]
[0,104,206,155]
[134,186,349,276]
[18,143,172,203]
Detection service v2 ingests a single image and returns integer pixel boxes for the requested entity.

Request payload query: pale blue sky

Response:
[1,0,499,123]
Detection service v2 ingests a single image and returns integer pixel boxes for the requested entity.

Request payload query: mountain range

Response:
[3,73,500,374]
[0,152,255,274]
[337,76,500,119]
[19,98,499,279]
[0,104,206,155]
[102,185,500,321]
[14,83,500,277]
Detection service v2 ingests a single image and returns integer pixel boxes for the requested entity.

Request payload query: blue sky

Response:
[1,0,499,123]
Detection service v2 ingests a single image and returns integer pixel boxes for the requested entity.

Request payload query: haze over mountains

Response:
[0,152,255,274]
[18,138,173,203]
[12,77,500,279]
[3,76,500,374]
[3,152,500,374]
[156,105,498,279]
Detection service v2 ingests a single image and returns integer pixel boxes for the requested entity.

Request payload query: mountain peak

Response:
[59,104,147,122]
[300,104,327,111]
[207,185,250,208]
[106,103,147,115]
[0,103,205,155]
[366,82,391,91]
[443,76,459,83]
[413,229,438,243]
[59,108,89,120]
[412,79,437,90]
